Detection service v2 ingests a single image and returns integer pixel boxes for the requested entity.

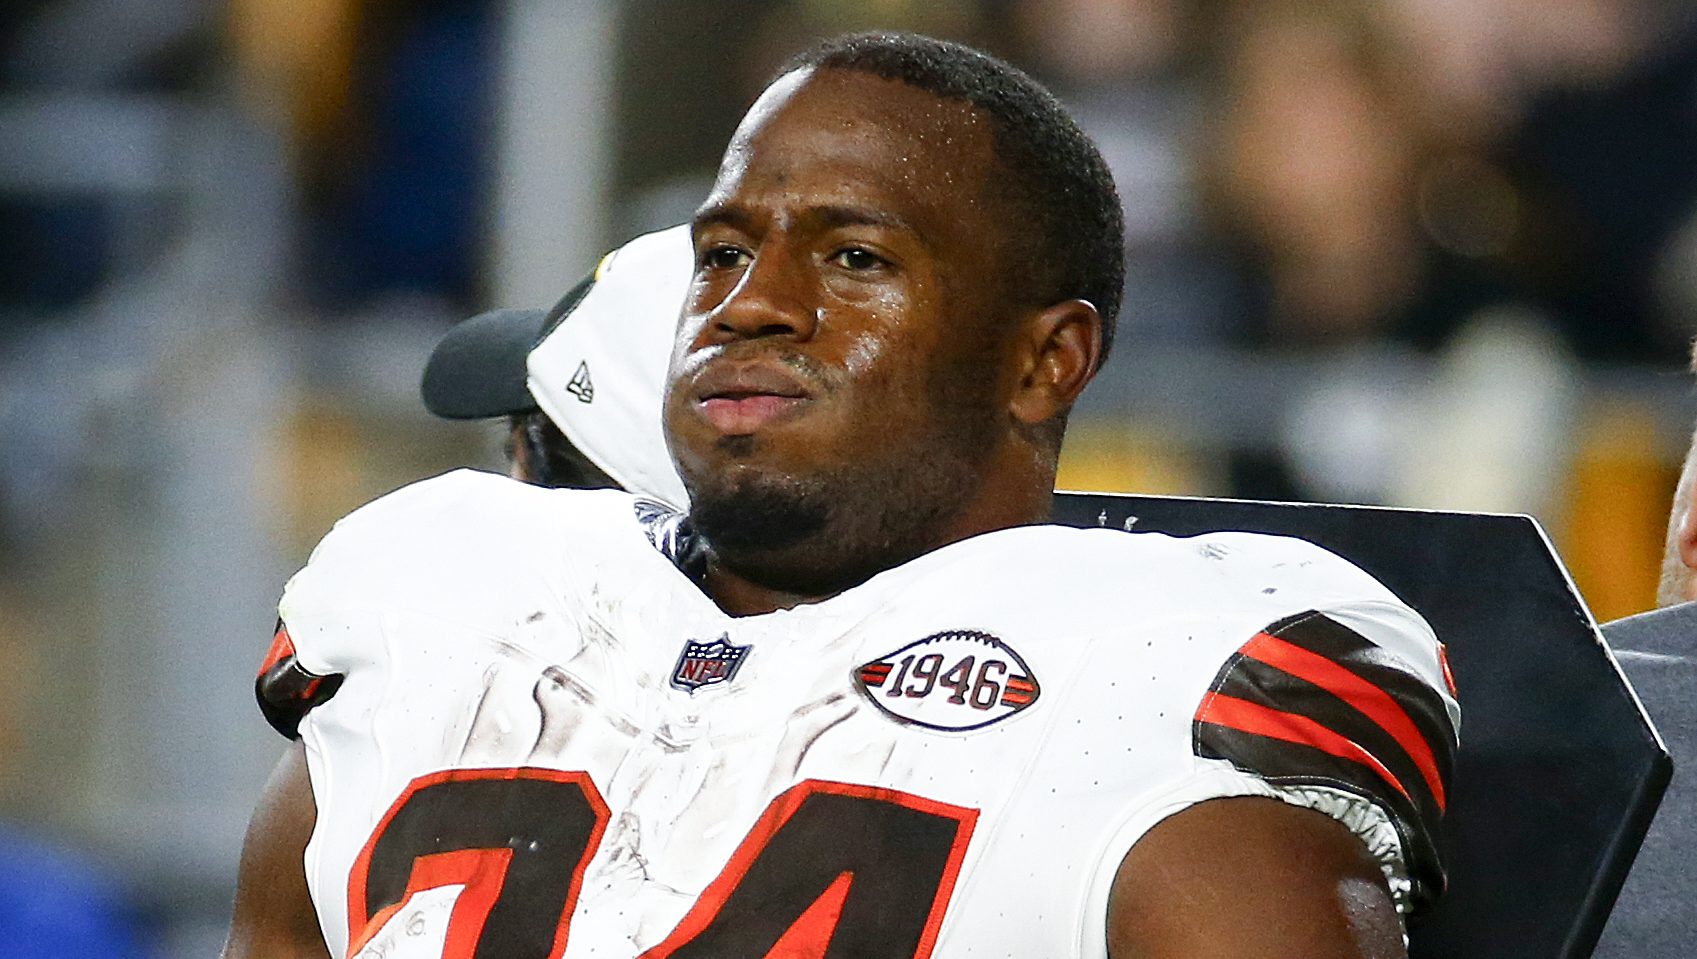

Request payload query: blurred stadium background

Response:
[0,0,1694,952]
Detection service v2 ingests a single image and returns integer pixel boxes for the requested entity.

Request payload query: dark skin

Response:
[666,67,1095,614]
[224,66,1404,958]
[222,742,326,958]
[505,412,620,489]
[665,66,1404,955]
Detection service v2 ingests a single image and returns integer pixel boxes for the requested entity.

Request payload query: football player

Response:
[225,32,1457,959]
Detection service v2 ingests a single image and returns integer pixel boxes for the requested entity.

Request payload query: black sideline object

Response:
[1052,491,1671,959]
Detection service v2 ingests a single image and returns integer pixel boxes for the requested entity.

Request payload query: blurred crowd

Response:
[10,0,1692,354]
[1,0,1696,953]
[1024,0,1697,362]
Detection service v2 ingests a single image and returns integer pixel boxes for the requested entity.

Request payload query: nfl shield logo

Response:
[670,635,751,692]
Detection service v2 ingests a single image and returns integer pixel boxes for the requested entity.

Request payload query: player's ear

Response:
[1659,450,1697,606]
[1008,298,1103,427]
[1676,481,1697,584]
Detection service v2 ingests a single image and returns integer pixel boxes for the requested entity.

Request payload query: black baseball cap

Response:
[420,279,594,420]
[416,224,694,505]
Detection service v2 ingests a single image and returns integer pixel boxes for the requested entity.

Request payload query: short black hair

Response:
[505,411,620,490]
[781,32,1126,362]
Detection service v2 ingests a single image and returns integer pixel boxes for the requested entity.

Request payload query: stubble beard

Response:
[685,369,1001,598]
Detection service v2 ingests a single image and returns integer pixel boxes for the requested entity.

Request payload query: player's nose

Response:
[704,241,818,345]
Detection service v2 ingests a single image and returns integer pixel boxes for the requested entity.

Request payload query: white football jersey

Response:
[257,470,1458,958]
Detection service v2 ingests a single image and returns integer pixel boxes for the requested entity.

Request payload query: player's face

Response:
[664,67,1018,591]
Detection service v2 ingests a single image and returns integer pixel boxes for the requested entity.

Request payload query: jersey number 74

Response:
[348,768,979,959]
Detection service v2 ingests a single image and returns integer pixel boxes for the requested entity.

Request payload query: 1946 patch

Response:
[854,630,1040,731]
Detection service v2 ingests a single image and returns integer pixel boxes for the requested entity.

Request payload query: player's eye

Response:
[830,247,886,271]
[700,244,749,271]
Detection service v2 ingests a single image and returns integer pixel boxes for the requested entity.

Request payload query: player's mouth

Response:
[691,364,814,436]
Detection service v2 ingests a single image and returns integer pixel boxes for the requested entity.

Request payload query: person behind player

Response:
[1589,342,1697,956]
[424,306,617,489]
[225,32,1457,958]
[223,227,695,959]
[1658,347,1697,607]
[420,226,693,501]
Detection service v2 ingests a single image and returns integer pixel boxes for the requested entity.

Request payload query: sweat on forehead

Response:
[721,67,992,188]
[769,31,1126,354]
[700,66,1001,257]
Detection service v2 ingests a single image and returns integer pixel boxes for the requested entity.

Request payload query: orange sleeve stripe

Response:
[1197,692,1413,804]
[1242,632,1447,810]
[257,623,296,678]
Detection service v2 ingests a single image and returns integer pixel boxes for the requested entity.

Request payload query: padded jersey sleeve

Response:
[1192,601,1458,916]
[256,618,344,739]
[1068,529,1459,952]
[253,469,572,740]
[1182,532,1460,917]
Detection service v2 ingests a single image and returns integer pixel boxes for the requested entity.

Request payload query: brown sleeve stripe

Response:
[1239,631,1447,810]
[1253,612,1457,813]
[1192,610,1456,914]
[1196,691,1414,804]
[1265,612,1456,760]
[1196,652,1444,829]
[255,619,344,740]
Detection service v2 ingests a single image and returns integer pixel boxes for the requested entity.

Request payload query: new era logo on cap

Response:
[567,361,594,403]
[525,224,694,506]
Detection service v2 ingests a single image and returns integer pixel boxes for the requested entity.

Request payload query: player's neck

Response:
[698,473,1054,617]
[699,561,827,616]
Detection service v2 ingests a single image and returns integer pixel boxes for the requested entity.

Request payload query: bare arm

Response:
[1107,796,1404,959]
[221,741,331,959]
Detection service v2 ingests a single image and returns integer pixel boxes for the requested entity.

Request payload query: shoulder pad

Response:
[1194,608,1458,914]
[255,620,343,740]
[289,471,623,614]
